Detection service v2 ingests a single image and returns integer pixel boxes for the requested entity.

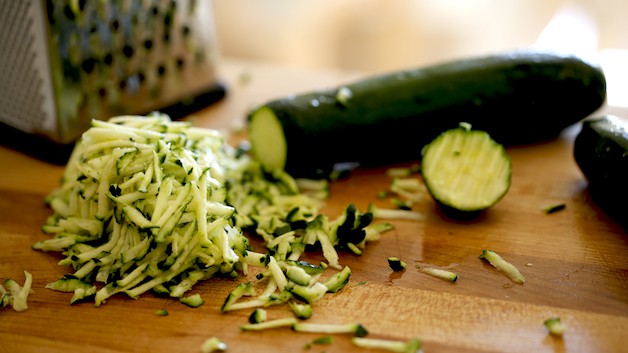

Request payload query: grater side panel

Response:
[0,0,56,137]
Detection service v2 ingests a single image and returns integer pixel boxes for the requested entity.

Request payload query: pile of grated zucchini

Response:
[34,114,391,308]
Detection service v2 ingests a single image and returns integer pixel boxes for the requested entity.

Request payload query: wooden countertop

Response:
[0,59,627,353]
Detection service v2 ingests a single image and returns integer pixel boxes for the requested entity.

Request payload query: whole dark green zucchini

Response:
[248,51,606,177]
[573,115,628,224]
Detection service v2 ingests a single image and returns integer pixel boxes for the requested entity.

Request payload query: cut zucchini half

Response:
[246,51,606,177]
[421,123,511,215]
[248,106,287,171]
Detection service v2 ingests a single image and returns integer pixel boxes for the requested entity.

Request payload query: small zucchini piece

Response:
[352,337,422,353]
[387,257,407,272]
[3,271,33,312]
[479,250,525,284]
[285,266,312,286]
[322,266,351,293]
[368,203,424,221]
[292,322,369,337]
[180,293,204,308]
[288,301,313,320]
[45,276,94,292]
[390,198,412,211]
[155,309,169,316]
[46,276,98,304]
[416,266,459,283]
[421,123,511,217]
[288,282,327,304]
[544,317,567,336]
[240,317,298,332]
[1,288,10,308]
[200,337,228,353]
[267,289,293,305]
[543,203,566,214]
[248,308,268,324]
[285,260,327,276]
[305,336,334,349]
[221,282,256,312]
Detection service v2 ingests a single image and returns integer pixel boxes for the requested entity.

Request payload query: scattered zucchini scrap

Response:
[304,335,334,349]
[221,282,256,313]
[389,178,424,203]
[322,266,351,293]
[390,198,412,211]
[155,309,169,316]
[368,203,424,221]
[377,191,391,200]
[1,271,33,312]
[378,170,425,210]
[479,250,525,284]
[295,178,330,200]
[416,266,458,283]
[248,308,267,324]
[544,317,567,336]
[241,317,368,338]
[387,257,407,272]
[312,335,334,345]
[200,337,227,353]
[352,337,422,353]
[385,165,420,178]
[289,301,313,320]
[180,293,204,308]
[292,322,369,337]
[240,317,298,332]
[45,276,97,304]
[543,203,566,214]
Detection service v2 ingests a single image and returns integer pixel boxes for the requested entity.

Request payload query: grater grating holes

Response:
[0,0,47,134]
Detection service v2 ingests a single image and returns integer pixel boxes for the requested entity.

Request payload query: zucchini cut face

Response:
[421,124,511,213]
[248,106,287,171]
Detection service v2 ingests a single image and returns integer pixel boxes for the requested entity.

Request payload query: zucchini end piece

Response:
[421,123,511,217]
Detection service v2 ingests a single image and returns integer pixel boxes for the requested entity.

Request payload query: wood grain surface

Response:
[0,60,626,353]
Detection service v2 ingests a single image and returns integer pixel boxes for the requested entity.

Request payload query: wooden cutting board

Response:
[0,59,626,353]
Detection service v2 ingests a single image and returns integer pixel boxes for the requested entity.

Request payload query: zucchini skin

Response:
[573,116,628,224]
[251,51,606,177]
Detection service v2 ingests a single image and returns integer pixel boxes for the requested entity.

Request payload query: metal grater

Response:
[0,0,224,152]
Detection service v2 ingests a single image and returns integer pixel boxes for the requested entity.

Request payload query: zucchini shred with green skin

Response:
[247,50,605,177]
[1,271,33,312]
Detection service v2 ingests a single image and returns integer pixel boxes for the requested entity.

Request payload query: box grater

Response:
[0,0,225,162]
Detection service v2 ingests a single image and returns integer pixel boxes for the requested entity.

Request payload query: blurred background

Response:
[211,0,628,112]
[212,0,627,74]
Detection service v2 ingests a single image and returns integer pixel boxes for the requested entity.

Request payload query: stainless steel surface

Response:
[0,0,221,144]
